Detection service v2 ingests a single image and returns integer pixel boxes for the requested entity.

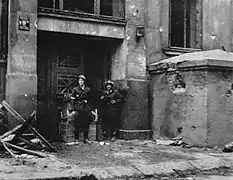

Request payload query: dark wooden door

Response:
[51,45,84,103]
[37,37,84,139]
[50,46,84,139]
[37,32,112,139]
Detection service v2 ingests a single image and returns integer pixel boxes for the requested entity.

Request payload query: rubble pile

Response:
[0,100,55,158]
[156,136,192,148]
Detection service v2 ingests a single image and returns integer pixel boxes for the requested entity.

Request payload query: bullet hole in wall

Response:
[191,126,196,131]
[177,127,182,134]
[226,83,233,96]
[165,63,186,93]
[174,72,186,88]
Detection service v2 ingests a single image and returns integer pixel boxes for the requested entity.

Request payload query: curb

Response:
[23,155,233,180]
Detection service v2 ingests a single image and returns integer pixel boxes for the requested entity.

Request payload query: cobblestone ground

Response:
[119,167,233,179]
[54,139,226,167]
[0,140,233,180]
[53,140,198,168]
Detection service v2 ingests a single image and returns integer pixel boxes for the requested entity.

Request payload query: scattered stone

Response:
[66,141,79,146]
[170,140,183,146]
[99,142,110,146]
[223,141,233,152]
[156,139,175,146]
[99,142,104,145]
[172,87,186,94]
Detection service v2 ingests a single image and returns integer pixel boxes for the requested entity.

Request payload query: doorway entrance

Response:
[37,31,120,139]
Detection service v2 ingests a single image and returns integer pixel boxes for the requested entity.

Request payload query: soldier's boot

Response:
[83,130,91,144]
[83,138,91,144]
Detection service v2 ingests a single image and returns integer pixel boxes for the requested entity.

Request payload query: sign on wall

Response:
[18,16,30,31]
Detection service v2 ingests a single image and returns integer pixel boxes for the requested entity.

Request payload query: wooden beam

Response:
[4,142,48,158]
[15,136,43,151]
[0,124,23,141]
[1,141,17,158]
[1,101,56,152]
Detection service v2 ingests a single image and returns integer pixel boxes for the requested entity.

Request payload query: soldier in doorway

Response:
[71,75,92,144]
[100,80,123,141]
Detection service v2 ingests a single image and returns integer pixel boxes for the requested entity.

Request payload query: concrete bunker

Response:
[149,49,233,147]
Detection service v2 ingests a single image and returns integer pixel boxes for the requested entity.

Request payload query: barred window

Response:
[57,74,77,96]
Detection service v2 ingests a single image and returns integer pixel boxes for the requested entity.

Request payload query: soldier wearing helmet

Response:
[71,74,92,144]
[100,80,123,141]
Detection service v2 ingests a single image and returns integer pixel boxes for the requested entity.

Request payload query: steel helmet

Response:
[78,74,86,80]
[105,80,114,87]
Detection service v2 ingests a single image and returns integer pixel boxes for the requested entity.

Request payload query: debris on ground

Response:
[0,100,56,158]
[156,127,192,148]
[156,139,175,146]
[99,142,110,146]
[156,136,192,148]
[223,141,233,152]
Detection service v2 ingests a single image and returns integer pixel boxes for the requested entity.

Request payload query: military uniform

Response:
[101,81,123,140]
[71,77,92,142]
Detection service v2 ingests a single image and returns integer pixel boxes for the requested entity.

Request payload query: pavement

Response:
[0,140,233,180]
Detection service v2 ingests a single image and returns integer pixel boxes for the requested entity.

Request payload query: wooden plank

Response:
[15,136,43,151]
[2,101,25,123]
[2,101,56,152]
[4,142,48,158]
[13,112,34,139]
[0,124,23,141]
[1,141,17,158]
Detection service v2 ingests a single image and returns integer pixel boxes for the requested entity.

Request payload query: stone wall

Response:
[145,0,169,65]
[145,0,233,64]
[203,0,233,51]
[3,0,150,139]
[149,50,233,147]
[115,0,150,139]
[6,0,37,128]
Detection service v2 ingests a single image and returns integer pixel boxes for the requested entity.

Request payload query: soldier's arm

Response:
[116,90,123,102]
[100,91,108,101]
[71,87,76,100]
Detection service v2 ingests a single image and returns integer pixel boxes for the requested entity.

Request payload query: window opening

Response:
[170,0,202,49]
[38,0,125,19]
[63,0,94,13]
[100,0,113,16]
[38,0,53,9]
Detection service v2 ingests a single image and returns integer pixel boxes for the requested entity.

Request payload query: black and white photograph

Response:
[0,0,233,179]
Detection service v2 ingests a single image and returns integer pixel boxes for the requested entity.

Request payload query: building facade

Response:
[0,0,232,140]
[0,0,149,140]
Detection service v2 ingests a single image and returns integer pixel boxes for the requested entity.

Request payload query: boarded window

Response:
[170,0,202,49]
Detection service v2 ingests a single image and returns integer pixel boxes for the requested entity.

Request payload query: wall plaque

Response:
[18,16,30,31]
